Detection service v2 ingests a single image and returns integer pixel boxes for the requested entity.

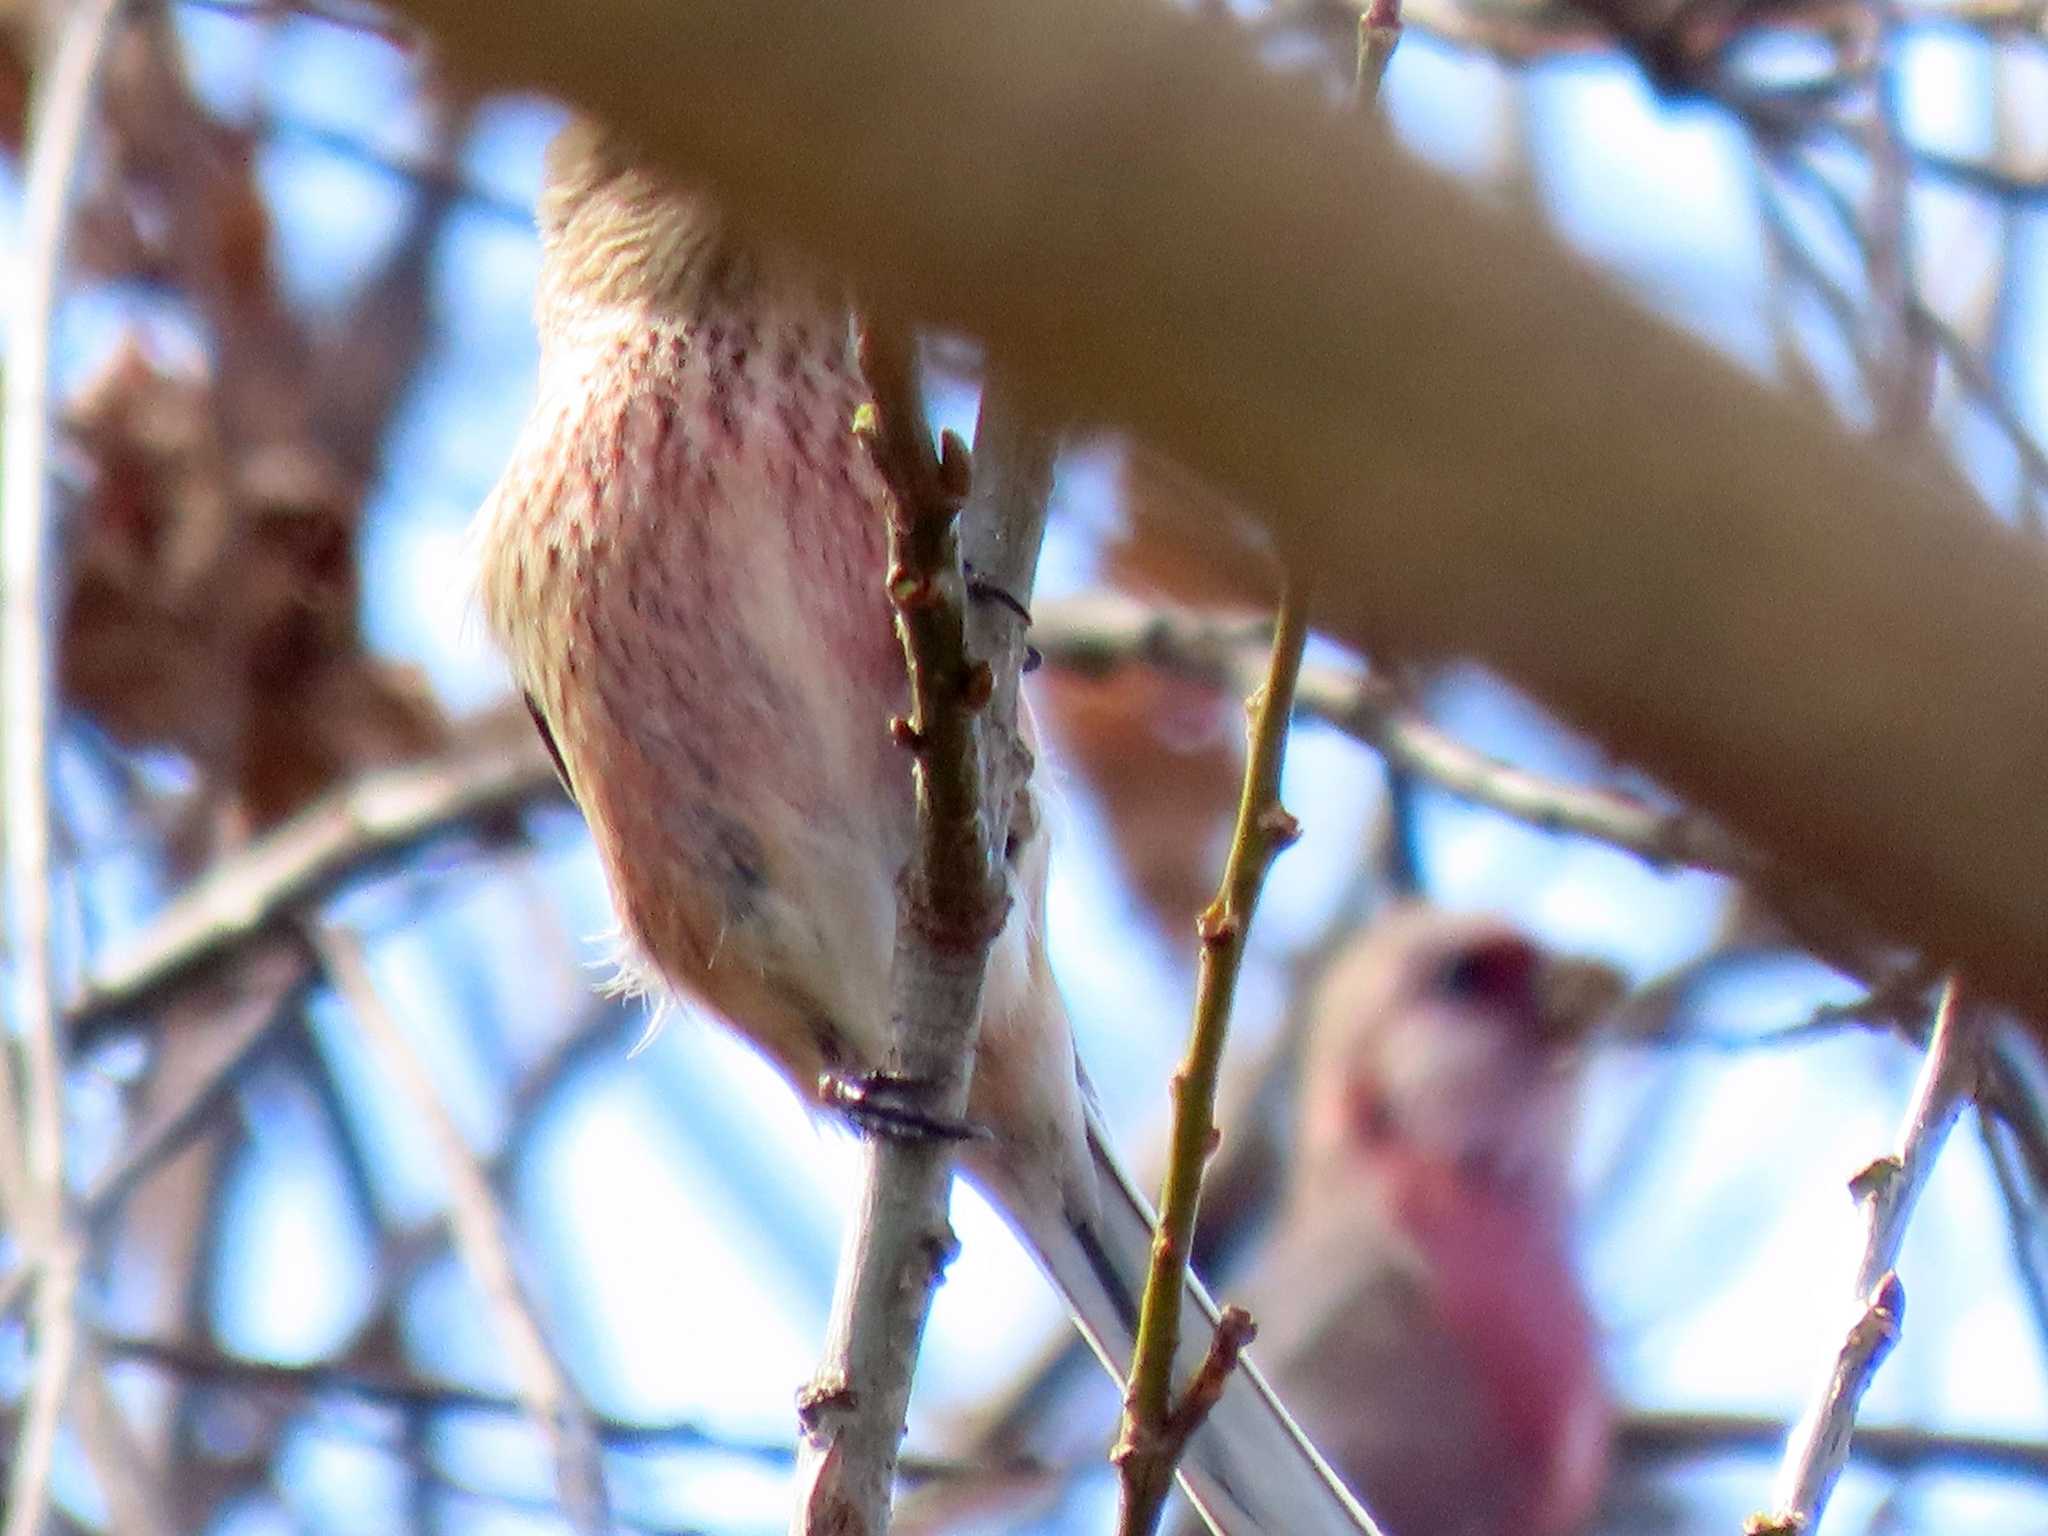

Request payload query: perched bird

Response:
[1212,907,1616,1536]
[473,119,1371,1536]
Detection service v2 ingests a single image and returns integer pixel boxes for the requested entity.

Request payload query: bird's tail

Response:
[989,1102,1383,1536]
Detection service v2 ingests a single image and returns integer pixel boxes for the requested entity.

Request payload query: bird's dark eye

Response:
[1434,934,1539,1007]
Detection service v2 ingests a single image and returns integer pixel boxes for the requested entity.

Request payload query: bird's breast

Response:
[476,307,911,1075]
[1385,1157,1610,1536]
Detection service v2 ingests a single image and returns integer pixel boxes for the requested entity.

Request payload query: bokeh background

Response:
[4,2,2048,1532]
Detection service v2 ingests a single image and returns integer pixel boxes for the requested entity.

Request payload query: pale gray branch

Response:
[1759,978,1980,1533]
[2,3,130,1531]
[70,1339,169,1536]
[312,922,612,1536]
[1033,593,1754,876]
[1619,1407,2048,1479]
[98,1326,1014,1474]
[790,357,1055,1536]
[78,938,313,1229]
[1033,591,1903,987]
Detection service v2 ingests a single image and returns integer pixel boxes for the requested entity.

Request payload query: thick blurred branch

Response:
[383,0,2048,1023]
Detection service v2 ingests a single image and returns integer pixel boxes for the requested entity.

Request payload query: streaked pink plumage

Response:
[473,120,1373,1536]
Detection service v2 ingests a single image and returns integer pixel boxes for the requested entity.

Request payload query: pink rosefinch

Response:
[473,120,1370,1536]
[1215,907,1616,1536]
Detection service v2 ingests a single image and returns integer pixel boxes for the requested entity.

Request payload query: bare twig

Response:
[1754,977,1980,1534]
[1033,593,1759,878]
[70,1338,169,1536]
[790,337,1051,1536]
[310,923,611,1536]
[1976,1113,2048,1373]
[71,710,561,1035]
[890,1007,1312,1536]
[1863,16,1937,438]
[1620,1408,2048,1479]
[77,937,312,1230]
[885,1397,2048,1536]
[1973,1033,2048,1195]
[1028,591,2048,1211]
[96,1327,1023,1480]
[1050,589,1940,999]
[1033,589,1918,1020]
[4,1232,81,1536]
[1114,581,1309,1536]
[1276,0,2040,63]
[285,997,641,1409]
[2,3,129,1531]
[1751,135,2048,499]
[1612,963,1933,1052]
[266,111,530,230]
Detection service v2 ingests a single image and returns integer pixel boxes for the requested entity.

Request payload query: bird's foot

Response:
[819,1070,991,1143]
[963,565,1033,626]
[962,565,1041,672]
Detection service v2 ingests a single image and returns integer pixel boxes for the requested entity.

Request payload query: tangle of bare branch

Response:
[72,710,561,1035]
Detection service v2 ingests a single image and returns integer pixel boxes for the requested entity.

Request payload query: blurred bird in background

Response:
[471,117,1371,1535]
[1191,907,1619,1536]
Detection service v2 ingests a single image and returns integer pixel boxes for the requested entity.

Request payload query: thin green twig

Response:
[1113,579,1311,1536]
